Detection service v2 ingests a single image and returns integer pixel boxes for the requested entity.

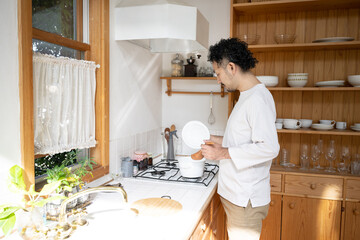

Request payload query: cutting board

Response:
[130,198,182,217]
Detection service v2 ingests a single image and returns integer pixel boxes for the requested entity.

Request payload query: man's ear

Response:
[227,62,237,75]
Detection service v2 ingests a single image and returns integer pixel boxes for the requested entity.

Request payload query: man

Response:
[201,38,280,240]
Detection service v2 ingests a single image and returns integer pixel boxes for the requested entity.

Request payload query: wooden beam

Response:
[18,0,34,187]
[32,28,90,52]
[89,0,110,172]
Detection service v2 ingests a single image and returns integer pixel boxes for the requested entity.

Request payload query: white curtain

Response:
[33,53,97,155]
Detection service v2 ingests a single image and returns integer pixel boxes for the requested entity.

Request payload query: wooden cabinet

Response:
[343,201,360,240]
[260,194,282,240]
[282,196,342,240]
[190,193,227,240]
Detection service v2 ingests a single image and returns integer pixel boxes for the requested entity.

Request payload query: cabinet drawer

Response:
[346,179,360,200]
[270,173,282,192]
[190,203,212,240]
[284,175,343,200]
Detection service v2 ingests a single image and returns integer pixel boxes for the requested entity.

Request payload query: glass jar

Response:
[171,54,183,77]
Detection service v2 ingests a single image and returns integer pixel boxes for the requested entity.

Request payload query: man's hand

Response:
[201,142,230,161]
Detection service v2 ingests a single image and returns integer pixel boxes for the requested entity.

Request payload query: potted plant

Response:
[45,150,96,213]
[0,165,65,237]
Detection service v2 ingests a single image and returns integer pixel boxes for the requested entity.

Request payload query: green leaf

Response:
[28,184,38,197]
[32,195,67,207]
[7,165,26,194]
[0,206,21,219]
[0,213,16,236]
[38,181,61,196]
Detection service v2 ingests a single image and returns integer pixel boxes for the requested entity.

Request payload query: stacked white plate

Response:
[182,121,210,149]
[315,80,345,87]
[350,125,360,132]
[311,123,334,131]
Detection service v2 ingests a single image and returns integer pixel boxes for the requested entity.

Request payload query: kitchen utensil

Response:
[312,37,354,43]
[315,80,345,87]
[347,75,360,87]
[208,92,216,125]
[256,76,278,87]
[178,156,206,178]
[164,128,170,143]
[131,197,182,217]
[121,157,133,178]
[190,141,214,160]
[182,121,210,149]
[239,34,260,45]
[170,124,176,132]
[274,34,296,44]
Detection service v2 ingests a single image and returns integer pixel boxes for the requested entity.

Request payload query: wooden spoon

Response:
[191,141,214,160]
[170,124,176,132]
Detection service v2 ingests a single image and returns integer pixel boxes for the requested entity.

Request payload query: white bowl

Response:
[287,79,307,87]
[256,76,279,87]
[288,73,308,77]
[311,123,334,130]
[182,121,210,150]
[348,75,360,87]
[178,156,205,178]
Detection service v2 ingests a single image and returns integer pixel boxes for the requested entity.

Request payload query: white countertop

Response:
[69,172,218,240]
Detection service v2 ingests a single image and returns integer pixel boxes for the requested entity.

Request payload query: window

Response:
[18,0,110,187]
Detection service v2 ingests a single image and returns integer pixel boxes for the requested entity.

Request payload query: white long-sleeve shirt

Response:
[218,83,280,207]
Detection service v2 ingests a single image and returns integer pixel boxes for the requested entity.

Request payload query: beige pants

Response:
[220,197,269,240]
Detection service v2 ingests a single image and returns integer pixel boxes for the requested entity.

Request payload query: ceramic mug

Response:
[275,122,283,129]
[283,119,302,129]
[299,119,312,128]
[336,121,347,130]
[319,120,336,126]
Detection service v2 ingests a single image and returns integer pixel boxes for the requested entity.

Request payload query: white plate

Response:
[315,80,345,87]
[311,124,334,130]
[182,121,210,149]
[312,37,354,43]
[350,126,360,132]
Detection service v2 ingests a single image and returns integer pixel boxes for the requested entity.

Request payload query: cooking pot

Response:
[178,156,205,178]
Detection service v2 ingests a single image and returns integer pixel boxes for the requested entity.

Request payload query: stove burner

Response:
[165,161,177,167]
[151,170,166,177]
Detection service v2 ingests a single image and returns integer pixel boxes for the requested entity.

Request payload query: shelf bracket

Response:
[166,79,172,96]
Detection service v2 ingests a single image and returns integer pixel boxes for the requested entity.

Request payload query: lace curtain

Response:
[33,53,97,155]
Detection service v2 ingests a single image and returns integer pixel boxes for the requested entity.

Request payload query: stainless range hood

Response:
[114,0,209,53]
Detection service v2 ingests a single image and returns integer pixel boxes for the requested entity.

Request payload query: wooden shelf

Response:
[161,77,227,97]
[233,0,360,14]
[246,41,360,53]
[268,87,360,91]
[277,129,360,136]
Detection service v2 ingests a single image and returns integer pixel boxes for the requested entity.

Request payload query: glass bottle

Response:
[171,54,183,77]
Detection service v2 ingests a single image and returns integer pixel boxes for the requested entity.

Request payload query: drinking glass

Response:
[325,140,336,172]
[310,144,321,171]
[280,148,295,167]
[337,146,350,173]
[299,144,309,170]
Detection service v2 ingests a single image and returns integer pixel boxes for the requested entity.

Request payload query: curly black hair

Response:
[208,38,258,72]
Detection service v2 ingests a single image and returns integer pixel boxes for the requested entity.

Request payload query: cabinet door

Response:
[260,194,281,240]
[343,202,360,240]
[282,196,341,240]
[211,202,227,240]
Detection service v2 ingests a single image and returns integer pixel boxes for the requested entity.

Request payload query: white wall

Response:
[161,0,230,154]
[0,0,22,202]
[109,0,164,174]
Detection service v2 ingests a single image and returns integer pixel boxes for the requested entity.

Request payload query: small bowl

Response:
[256,76,278,87]
[275,34,296,44]
[299,119,313,128]
[239,34,260,45]
[287,79,308,87]
[348,75,360,87]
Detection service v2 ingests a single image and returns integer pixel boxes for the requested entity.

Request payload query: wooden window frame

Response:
[18,0,109,187]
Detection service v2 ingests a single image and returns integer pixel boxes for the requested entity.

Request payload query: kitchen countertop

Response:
[69,171,218,240]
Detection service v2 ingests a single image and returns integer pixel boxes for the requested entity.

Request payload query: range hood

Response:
[114,0,209,53]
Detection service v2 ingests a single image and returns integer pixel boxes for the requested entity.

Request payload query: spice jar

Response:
[171,54,183,77]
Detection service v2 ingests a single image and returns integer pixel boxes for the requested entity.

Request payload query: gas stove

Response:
[134,159,219,187]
